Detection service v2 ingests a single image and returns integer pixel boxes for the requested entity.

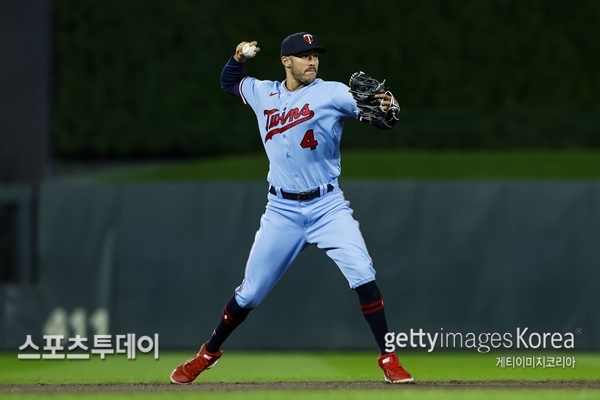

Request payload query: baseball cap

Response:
[281,32,327,57]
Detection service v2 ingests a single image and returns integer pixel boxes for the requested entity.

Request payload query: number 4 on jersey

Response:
[300,129,318,150]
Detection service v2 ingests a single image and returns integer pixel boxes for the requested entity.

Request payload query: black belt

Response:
[269,184,334,201]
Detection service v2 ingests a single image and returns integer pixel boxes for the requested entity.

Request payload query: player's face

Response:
[288,51,320,87]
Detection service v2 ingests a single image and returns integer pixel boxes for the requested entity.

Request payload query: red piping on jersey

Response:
[239,77,248,104]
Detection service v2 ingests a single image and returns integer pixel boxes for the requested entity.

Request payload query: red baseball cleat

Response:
[170,343,223,384]
[377,352,414,384]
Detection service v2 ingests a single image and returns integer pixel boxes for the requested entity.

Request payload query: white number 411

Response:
[43,307,109,338]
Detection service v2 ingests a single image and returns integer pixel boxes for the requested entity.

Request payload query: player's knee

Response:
[234,292,261,309]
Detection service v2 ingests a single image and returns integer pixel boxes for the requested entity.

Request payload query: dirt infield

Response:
[1,381,599,392]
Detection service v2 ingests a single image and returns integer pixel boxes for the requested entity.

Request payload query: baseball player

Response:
[170,32,413,384]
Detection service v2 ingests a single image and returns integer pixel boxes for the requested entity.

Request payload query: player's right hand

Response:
[234,41,260,63]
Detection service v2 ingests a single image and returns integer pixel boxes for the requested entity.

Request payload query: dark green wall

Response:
[2,181,598,350]
[53,0,600,158]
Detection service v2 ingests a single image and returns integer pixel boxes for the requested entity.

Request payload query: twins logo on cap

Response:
[303,34,314,44]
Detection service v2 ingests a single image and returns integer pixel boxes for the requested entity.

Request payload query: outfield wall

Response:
[1,182,599,351]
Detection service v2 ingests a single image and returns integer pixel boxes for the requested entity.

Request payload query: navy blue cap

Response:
[281,32,327,57]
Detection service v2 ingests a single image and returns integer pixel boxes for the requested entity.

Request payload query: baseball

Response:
[242,43,256,58]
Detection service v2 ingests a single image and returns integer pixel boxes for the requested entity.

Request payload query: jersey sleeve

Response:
[239,77,269,111]
[331,82,360,120]
[220,56,247,99]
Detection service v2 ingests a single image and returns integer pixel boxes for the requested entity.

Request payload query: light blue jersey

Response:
[240,77,360,191]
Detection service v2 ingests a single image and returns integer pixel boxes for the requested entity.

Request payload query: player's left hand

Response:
[349,71,399,126]
[374,93,399,112]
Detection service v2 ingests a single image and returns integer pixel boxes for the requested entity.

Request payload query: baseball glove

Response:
[349,71,399,126]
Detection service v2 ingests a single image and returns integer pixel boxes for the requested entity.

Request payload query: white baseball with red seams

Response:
[241,43,256,58]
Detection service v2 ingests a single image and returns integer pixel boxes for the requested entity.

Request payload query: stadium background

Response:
[1,0,600,356]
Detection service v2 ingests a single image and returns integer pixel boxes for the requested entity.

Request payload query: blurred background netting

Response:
[50,0,600,159]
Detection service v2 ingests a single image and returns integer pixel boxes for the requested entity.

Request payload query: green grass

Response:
[91,150,600,183]
[1,352,599,384]
[0,352,599,399]
[2,392,600,400]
